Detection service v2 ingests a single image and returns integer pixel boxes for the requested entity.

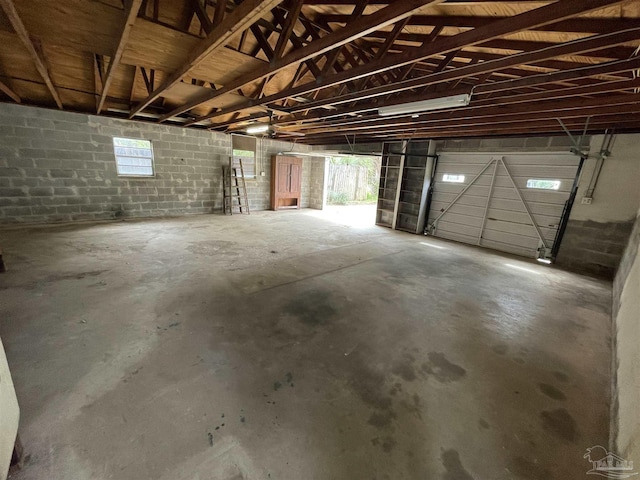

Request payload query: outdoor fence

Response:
[327,162,380,204]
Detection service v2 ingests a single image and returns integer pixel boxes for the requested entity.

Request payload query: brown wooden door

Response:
[271,155,302,210]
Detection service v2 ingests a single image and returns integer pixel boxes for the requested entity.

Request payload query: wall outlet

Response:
[581,197,593,205]
[260,171,265,176]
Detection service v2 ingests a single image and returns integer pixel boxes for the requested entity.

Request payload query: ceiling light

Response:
[246,124,269,134]
[378,93,471,117]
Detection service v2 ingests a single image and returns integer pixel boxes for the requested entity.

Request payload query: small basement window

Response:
[526,179,561,190]
[113,137,154,176]
[442,174,465,183]
[231,134,257,178]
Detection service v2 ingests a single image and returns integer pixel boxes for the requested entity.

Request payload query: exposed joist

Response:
[295,94,640,135]
[186,0,629,125]
[299,117,640,142]
[298,112,640,142]
[272,0,305,59]
[276,74,640,129]
[364,32,638,61]
[321,0,370,75]
[130,0,284,118]
[0,79,20,103]
[97,0,144,114]
[163,0,444,122]
[284,27,640,114]
[321,14,640,35]
[0,0,63,108]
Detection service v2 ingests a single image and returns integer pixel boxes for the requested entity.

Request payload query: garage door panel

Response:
[431,201,486,218]
[428,152,578,258]
[435,220,481,238]
[435,230,480,246]
[433,176,573,194]
[435,211,484,228]
[437,165,578,183]
[481,228,541,250]
[484,218,557,240]
[434,175,571,199]
[432,197,565,219]
[437,152,579,166]
[485,208,561,229]
[489,198,564,217]
[489,187,568,205]
[480,239,538,258]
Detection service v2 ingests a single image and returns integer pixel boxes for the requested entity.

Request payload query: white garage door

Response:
[427,152,580,259]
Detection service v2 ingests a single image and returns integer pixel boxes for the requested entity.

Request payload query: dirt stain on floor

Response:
[441,449,474,480]
[423,352,466,383]
[541,408,578,442]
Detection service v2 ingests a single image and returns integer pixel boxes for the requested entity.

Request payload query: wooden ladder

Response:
[222,158,250,215]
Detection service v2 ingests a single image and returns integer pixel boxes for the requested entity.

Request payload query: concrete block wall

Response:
[309,157,327,209]
[611,207,640,460]
[557,219,634,278]
[0,104,314,224]
[556,134,640,279]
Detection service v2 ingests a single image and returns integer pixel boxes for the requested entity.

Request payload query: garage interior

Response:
[0,0,639,479]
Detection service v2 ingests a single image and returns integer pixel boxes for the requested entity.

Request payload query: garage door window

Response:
[526,179,561,190]
[113,137,154,177]
[442,174,465,183]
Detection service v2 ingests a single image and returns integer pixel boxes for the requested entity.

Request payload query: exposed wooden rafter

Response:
[97,0,144,114]
[185,0,630,125]
[163,0,444,122]
[1,0,639,142]
[0,0,63,108]
[130,0,284,117]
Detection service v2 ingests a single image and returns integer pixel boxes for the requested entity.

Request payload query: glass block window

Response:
[113,137,154,177]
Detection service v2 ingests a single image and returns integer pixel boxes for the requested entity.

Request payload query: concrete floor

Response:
[0,207,612,480]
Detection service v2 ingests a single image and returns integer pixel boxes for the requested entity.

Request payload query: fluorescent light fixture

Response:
[246,124,269,134]
[378,94,471,117]
[536,258,552,264]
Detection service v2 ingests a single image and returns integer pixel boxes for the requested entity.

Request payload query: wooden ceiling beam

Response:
[97,0,144,114]
[321,13,640,35]
[273,0,305,59]
[298,116,640,143]
[250,24,276,60]
[475,55,640,95]
[278,77,640,133]
[187,0,629,125]
[0,0,63,109]
[355,116,640,137]
[283,27,640,114]
[321,0,370,74]
[164,0,443,122]
[213,0,227,27]
[0,79,20,103]
[295,94,640,135]
[364,32,638,61]
[130,0,284,118]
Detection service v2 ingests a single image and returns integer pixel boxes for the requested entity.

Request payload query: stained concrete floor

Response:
[0,207,611,480]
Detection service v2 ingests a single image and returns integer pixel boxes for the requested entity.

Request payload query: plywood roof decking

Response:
[0,0,639,143]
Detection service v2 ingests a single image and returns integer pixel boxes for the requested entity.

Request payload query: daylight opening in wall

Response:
[113,137,154,176]
[526,179,561,190]
[442,174,465,183]
[231,134,257,178]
